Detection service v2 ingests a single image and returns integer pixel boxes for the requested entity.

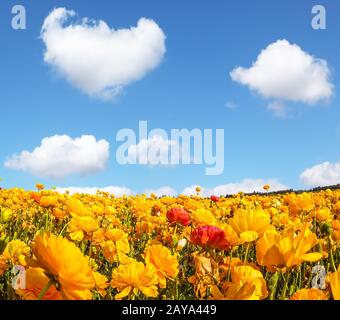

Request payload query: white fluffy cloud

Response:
[230,39,333,104]
[144,186,177,197]
[56,186,133,196]
[300,161,340,186]
[41,8,166,100]
[182,179,288,196]
[5,135,110,179]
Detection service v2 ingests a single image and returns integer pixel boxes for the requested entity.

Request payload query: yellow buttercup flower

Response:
[144,244,178,288]
[111,259,159,299]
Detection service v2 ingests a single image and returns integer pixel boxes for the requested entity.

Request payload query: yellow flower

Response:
[229,209,273,243]
[256,224,322,270]
[67,198,93,217]
[290,288,328,300]
[93,272,109,297]
[35,184,45,190]
[68,215,99,241]
[101,228,130,263]
[16,267,62,300]
[29,232,96,300]
[144,244,178,288]
[111,259,159,299]
[39,196,58,208]
[191,209,217,227]
[211,265,268,300]
[315,208,333,222]
[0,240,30,275]
[329,265,340,300]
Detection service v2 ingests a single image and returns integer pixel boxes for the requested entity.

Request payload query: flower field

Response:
[0,185,339,300]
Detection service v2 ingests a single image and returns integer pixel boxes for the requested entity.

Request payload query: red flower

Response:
[210,195,220,202]
[167,207,191,226]
[190,225,230,250]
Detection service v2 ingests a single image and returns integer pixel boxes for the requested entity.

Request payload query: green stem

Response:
[243,243,250,264]
[330,246,337,272]
[227,250,233,281]
[281,272,290,300]
[38,279,53,300]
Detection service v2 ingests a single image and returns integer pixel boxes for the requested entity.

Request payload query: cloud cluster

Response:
[182,179,288,196]
[300,161,340,186]
[56,186,133,196]
[5,135,109,179]
[41,7,166,100]
[230,39,333,108]
[144,186,177,197]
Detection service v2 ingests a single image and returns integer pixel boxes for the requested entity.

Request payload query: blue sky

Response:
[0,0,339,195]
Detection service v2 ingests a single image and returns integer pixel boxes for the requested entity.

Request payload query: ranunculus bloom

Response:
[256,224,323,270]
[16,268,62,300]
[29,233,96,300]
[211,265,268,300]
[230,209,273,243]
[190,225,230,250]
[290,288,328,300]
[144,244,178,288]
[111,259,159,299]
[329,265,340,300]
[210,195,220,202]
[166,207,191,226]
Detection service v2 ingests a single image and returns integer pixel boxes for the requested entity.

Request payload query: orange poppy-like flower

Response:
[144,244,178,288]
[111,259,159,299]
[29,232,96,300]
[211,265,268,300]
[190,225,230,250]
[290,288,328,300]
[16,267,62,300]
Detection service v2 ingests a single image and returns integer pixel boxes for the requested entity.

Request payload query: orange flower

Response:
[29,233,96,300]
[329,265,340,300]
[290,288,328,300]
[256,224,322,270]
[16,268,62,300]
[111,259,159,299]
[211,265,268,300]
[229,209,273,243]
[144,244,178,288]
